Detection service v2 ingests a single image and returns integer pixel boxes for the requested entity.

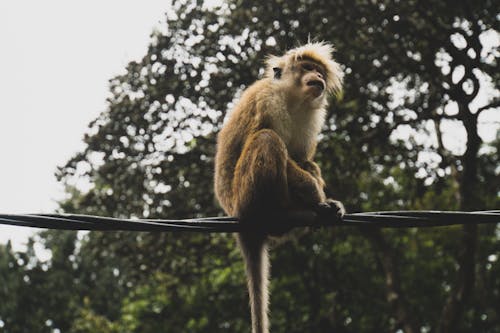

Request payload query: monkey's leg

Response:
[232,129,289,333]
[232,129,289,220]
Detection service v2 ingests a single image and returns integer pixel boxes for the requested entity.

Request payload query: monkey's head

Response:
[266,42,343,104]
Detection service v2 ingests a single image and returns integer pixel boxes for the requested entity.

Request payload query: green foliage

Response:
[1,0,499,332]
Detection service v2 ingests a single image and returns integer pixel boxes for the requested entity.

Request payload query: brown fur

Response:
[214,42,345,333]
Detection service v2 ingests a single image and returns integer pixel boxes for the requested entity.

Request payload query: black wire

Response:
[0,211,498,233]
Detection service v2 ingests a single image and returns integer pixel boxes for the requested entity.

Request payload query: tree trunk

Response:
[439,111,481,333]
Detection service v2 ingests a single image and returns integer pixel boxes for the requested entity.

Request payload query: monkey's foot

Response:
[316,199,345,223]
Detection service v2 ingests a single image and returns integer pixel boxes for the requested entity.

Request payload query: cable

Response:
[0,211,498,233]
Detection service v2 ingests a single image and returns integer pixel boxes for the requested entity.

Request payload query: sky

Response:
[0,0,170,251]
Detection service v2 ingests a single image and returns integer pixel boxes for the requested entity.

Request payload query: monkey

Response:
[214,42,345,333]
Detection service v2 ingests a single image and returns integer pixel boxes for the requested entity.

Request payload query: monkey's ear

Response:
[273,67,282,79]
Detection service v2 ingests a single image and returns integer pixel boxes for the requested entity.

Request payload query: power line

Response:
[0,211,498,233]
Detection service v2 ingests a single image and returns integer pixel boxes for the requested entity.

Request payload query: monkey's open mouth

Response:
[307,80,325,91]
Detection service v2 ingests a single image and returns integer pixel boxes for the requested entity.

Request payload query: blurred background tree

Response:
[0,0,498,332]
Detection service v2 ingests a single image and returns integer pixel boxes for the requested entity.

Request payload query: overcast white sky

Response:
[0,0,170,250]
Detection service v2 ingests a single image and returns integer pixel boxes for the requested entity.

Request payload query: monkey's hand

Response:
[316,199,345,222]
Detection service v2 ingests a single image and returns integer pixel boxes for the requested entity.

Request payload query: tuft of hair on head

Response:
[265,41,344,96]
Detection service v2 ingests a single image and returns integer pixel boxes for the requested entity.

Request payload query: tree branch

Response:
[476,98,500,114]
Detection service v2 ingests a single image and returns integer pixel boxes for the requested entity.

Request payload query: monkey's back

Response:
[214,79,276,215]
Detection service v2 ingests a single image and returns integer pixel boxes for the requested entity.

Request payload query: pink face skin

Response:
[298,60,327,99]
[278,59,328,106]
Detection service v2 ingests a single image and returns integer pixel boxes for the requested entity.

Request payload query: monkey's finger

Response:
[315,200,345,224]
[325,199,345,218]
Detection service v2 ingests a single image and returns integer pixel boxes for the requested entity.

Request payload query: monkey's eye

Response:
[301,63,315,71]
[273,67,282,79]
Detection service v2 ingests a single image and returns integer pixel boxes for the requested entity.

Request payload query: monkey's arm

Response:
[287,159,326,207]
[294,160,346,218]
[300,160,326,190]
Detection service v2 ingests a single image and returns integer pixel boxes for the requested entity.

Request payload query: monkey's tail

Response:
[238,233,270,333]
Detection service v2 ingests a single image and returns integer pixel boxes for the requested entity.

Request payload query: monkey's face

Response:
[296,60,327,100]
